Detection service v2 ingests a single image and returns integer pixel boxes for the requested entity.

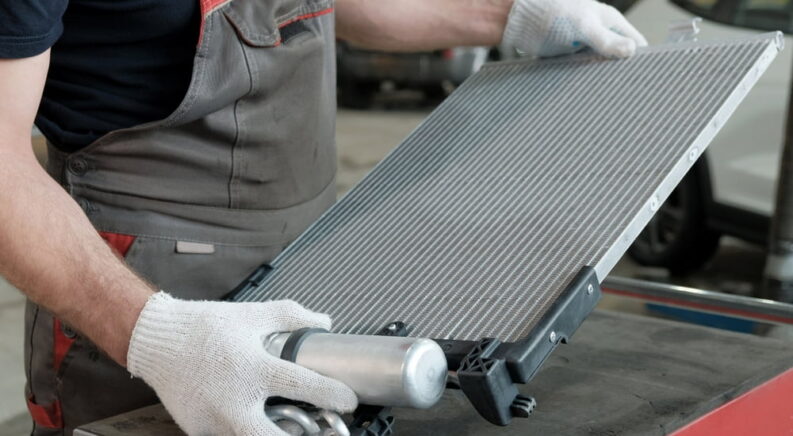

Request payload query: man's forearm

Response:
[0,148,153,365]
[336,0,512,52]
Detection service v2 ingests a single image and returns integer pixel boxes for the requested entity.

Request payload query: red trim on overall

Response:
[26,319,74,428]
[197,2,334,47]
[98,231,136,258]
[200,0,228,13]
[52,318,77,372]
[278,8,334,29]
[670,368,793,436]
[26,395,63,429]
[198,0,232,46]
[273,8,334,47]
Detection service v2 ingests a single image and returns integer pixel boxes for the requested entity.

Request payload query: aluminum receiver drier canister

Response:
[264,329,448,409]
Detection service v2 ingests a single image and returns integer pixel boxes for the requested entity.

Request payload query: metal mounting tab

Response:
[349,405,395,436]
[667,17,702,43]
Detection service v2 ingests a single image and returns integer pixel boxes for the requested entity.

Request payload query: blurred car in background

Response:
[335,1,639,109]
[335,0,793,278]
[625,0,793,275]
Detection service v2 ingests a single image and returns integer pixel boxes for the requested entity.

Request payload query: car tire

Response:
[628,169,721,275]
[422,84,448,102]
[338,79,379,109]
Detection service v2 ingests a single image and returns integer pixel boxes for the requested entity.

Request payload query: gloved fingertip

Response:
[325,383,360,413]
[623,39,638,57]
[268,300,333,330]
[309,380,360,412]
[295,310,332,331]
[310,312,333,330]
[605,38,636,58]
[323,376,360,411]
[269,360,359,412]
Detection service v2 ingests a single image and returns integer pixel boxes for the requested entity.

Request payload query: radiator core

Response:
[235,34,782,342]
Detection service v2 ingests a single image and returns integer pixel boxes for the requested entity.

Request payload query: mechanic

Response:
[0,0,645,434]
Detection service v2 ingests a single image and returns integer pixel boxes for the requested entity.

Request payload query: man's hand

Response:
[127,293,358,436]
[504,0,648,58]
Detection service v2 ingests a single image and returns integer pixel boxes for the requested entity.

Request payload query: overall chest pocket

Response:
[223,0,334,47]
[216,0,338,209]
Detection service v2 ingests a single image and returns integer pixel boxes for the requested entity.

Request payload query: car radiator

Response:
[231,33,782,426]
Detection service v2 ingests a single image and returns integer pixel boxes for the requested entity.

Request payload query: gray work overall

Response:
[24,1,337,434]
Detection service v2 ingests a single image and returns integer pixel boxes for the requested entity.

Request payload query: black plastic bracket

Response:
[377,321,409,337]
[349,405,395,436]
[231,263,600,429]
[223,263,273,300]
[435,266,601,426]
[500,266,602,382]
[456,338,537,425]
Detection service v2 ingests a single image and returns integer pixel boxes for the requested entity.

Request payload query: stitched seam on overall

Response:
[26,305,42,431]
[224,8,278,47]
[201,0,231,17]
[227,33,255,209]
[160,17,215,128]
[227,98,241,209]
[224,8,279,45]
[198,0,231,44]
[73,176,336,213]
[123,236,145,263]
[93,228,299,248]
[277,6,333,29]
[26,310,68,432]
[225,1,332,45]
[274,1,334,27]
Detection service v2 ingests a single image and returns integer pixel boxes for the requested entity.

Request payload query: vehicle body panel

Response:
[627,0,792,217]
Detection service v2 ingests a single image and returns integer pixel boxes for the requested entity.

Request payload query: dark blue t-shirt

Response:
[0,0,200,151]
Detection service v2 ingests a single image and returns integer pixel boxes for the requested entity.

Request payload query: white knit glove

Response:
[127,292,358,436]
[503,0,648,58]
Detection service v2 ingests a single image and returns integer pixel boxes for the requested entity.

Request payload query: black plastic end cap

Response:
[457,338,523,426]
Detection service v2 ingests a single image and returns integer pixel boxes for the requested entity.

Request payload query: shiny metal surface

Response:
[603,276,793,325]
[318,410,350,436]
[266,405,322,435]
[666,17,702,43]
[237,34,782,342]
[265,332,448,409]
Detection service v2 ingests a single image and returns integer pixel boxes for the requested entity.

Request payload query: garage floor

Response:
[0,108,787,435]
